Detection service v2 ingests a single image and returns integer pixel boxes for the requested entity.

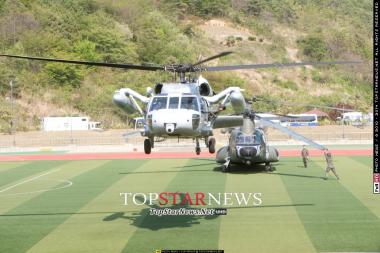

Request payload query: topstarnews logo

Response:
[120,192,262,216]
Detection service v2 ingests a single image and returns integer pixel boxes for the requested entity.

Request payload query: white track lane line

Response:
[0,168,61,193]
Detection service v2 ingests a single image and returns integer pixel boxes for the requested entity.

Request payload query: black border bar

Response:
[374,0,379,194]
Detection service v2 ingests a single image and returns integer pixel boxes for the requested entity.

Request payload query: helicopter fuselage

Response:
[136,82,214,138]
[113,82,245,139]
[216,128,279,167]
[113,80,246,154]
[144,93,212,138]
[145,108,210,137]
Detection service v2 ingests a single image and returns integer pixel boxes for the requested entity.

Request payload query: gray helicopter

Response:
[216,108,327,172]
[0,52,358,155]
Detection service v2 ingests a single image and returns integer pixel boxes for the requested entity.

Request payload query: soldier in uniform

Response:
[301,145,309,168]
[323,149,339,180]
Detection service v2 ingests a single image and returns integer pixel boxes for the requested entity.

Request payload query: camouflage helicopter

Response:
[216,106,327,172]
[215,95,359,172]
[0,52,357,155]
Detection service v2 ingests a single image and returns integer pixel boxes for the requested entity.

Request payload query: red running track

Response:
[0,149,372,162]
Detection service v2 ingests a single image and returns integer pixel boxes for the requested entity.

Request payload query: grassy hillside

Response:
[0,0,373,131]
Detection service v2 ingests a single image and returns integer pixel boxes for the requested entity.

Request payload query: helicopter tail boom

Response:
[113,88,149,116]
[205,87,246,114]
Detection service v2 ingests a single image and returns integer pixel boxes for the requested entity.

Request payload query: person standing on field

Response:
[323,149,340,180]
[301,145,309,168]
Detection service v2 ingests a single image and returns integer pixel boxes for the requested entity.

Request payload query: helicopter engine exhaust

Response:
[197,75,213,96]
[199,82,213,96]
[230,90,246,114]
[154,83,163,94]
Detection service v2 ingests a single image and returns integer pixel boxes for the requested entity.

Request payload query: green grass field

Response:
[0,155,378,253]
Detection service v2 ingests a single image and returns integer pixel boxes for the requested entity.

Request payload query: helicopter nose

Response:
[238,147,257,157]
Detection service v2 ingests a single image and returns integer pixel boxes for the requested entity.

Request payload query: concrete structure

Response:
[41,117,101,131]
[342,112,363,122]
[341,112,373,125]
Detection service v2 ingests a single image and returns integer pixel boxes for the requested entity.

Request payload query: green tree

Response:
[246,0,263,16]
[134,11,195,64]
[44,62,83,88]
[193,0,229,17]
[74,40,98,61]
[298,36,328,61]
[82,11,138,63]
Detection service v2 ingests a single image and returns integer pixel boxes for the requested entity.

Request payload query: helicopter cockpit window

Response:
[236,135,255,144]
[149,97,168,112]
[168,97,179,109]
[181,97,199,111]
[236,136,244,144]
[255,131,264,143]
[245,136,255,144]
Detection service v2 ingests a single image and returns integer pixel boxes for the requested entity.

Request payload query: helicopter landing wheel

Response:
[208,137,216,154]
[222,164,229,172]
[265,162,273,172]
[222,159,230,172]
[144,139,151,154]
[195,138,201,155]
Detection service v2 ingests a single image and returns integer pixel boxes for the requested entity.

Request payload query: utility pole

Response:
[70,116,73,144]
[13,14,16,45]
[342,106,345,139]
[9,80,16,146]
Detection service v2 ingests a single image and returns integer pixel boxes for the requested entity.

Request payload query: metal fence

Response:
[0,131,373,148]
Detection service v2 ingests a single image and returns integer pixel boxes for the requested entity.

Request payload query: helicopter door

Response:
[200,98,208,121]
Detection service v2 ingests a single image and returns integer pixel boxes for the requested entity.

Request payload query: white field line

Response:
[0,168,61,193]
[0,179,73,196]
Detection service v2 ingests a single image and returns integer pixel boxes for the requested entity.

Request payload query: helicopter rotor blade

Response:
[0,54,165,71]
[252,96,356,112]
[205,60,361,72]
[192,51,233,67]
[0,53,361,75]
[256,116,326,150]
[122,130,142,140]
[270,113,299,118]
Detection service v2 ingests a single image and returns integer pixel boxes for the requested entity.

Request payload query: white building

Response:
[341,112,373,125]
[41,117,101,131]
[342,112,362,122]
